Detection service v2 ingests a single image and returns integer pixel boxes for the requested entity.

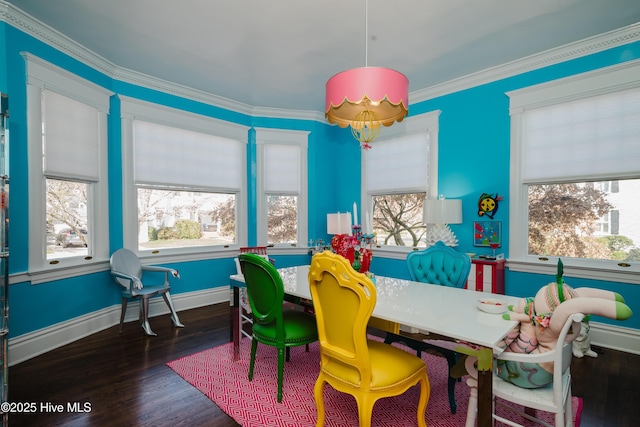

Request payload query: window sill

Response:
[507,258,640,285]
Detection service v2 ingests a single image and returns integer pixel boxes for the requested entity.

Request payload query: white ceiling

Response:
[7,0,640,113]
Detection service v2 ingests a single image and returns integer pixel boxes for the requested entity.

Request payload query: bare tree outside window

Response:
[46,179,89,259]
[372,193,427,247]
[267,195,297,244]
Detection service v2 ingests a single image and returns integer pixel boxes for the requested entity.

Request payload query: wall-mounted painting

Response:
[473,221,501,247]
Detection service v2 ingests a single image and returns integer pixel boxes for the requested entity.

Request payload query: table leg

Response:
[476,347,494,427]
[457,345,494,427]
[230,285,241,361]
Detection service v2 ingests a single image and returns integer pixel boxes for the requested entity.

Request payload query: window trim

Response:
[254,128,309,248]
[361,111,440,255]
[24,53,112,278]
[119,96,250,257]
[508,59,640,283]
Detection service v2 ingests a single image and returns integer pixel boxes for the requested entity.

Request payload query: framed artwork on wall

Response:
[474,221,501,247]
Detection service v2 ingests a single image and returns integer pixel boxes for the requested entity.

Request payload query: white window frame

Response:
[255,128,309,248]
[24,53,112,282]
[361,111,440,258]
[120,96,250,260]
[508,59,640,283]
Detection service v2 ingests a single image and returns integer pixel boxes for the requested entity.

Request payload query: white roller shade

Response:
[133,120,243,190]
[264,144,301,193]
[523,86,640,182]
[366,133,429,193]
[42,90,100,181]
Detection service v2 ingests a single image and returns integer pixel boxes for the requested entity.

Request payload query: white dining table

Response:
[229,265,520,427]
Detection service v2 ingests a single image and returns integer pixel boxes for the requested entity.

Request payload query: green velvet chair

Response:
[238,253,318,402]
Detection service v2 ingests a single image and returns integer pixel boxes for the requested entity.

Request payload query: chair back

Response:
[238,253,285,329]
[239,246,268,256]
[406,240,471,287]
[110,248,143,287]
[308,251,376,390]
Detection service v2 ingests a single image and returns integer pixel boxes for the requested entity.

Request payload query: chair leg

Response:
[119,297,128,333]
[140,296,157,336]
[285,346,290,362]
[248,338,258,381]
[277,347,285,402]
[313,377,327,427]
[385,332,458,414]
[444,352,458,414]
[162,291,185,328]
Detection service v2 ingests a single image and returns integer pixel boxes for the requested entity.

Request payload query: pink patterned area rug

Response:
[167,338,582,427]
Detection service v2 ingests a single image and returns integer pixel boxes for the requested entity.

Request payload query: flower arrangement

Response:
[331,225,375,274]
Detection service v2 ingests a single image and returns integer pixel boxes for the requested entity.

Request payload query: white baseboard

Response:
[8,287,231,366]
[589,321,640,356]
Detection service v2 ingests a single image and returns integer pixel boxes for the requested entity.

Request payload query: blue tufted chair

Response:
[406,240,471,288]
[384,240,471,414]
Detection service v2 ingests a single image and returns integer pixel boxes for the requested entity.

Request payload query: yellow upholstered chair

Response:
[308,251,430,427]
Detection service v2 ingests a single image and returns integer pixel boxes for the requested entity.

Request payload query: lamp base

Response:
[425,223,458,247]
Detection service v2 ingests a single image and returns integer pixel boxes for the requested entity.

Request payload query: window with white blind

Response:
[255,128,309,247]
[361,111,440,250]
[508,59,640,278]
[25,54,112,276]
[120,97,249,255]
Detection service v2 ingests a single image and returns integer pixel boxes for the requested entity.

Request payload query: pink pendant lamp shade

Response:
[325,66,409,129]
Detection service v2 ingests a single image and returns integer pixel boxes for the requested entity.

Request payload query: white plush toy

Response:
[572,317,598,358]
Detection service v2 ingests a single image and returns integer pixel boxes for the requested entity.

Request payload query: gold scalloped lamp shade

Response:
[325,67,409,147]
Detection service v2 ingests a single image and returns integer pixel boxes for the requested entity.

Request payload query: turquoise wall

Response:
[3,22,639,338]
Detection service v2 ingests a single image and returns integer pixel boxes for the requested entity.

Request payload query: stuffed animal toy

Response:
[572,316,598,358]
[498,259,632,388]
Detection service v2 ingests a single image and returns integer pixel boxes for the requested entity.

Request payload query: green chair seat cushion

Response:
[253,310,317,345]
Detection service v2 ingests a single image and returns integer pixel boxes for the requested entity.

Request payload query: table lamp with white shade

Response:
[327,213,352,235]
[423,196,462,247]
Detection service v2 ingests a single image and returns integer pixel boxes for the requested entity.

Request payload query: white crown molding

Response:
[2,2,639,124]
[410,22,640,104]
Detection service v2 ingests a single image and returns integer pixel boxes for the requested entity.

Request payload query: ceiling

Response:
[7,0,640,113]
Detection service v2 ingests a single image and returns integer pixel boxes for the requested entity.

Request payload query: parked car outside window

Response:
[55,228,88,248]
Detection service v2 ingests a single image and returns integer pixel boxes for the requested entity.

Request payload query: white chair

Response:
[110,248,184,336]
[465,312,583,427]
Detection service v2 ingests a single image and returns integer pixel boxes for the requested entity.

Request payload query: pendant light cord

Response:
[365,0,368,67]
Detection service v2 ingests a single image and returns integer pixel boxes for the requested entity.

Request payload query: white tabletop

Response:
[231,265,520,350]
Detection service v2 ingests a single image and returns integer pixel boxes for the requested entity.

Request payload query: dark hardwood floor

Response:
[8,303,639,426]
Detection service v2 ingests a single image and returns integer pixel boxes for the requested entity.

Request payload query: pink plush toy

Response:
[499,259,632,388]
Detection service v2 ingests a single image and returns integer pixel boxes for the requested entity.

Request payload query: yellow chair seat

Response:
[324,340,427,389]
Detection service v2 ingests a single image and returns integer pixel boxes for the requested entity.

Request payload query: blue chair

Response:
[406,240,471,288]
[385,240,471,414]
